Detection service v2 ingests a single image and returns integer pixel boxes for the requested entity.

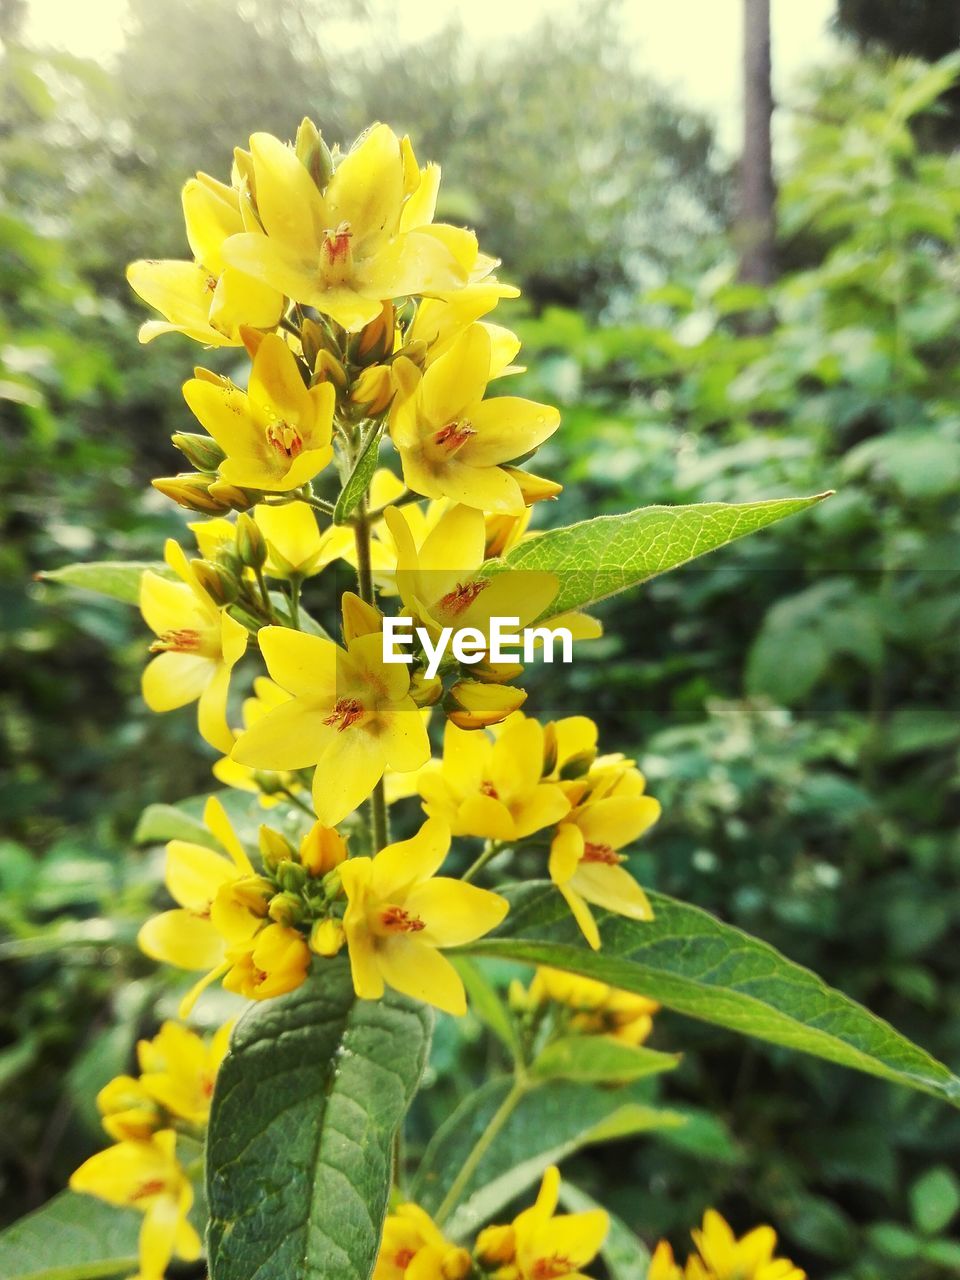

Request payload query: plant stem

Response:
[279,314,301,338]
[461,841,504,884]
[353,497,390,851]
[278,786,315,817]
[253,566,273,618]
[288,574,302,629]
[434,1075,529,1227]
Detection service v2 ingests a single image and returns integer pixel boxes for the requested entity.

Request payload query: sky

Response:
[23,0,838,151]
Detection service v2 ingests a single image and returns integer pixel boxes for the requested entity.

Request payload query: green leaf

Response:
[461,884,960,1108]
[0,1191,140,1280]
[910,1165,960,1236]
[412,1077,684,1240]
[490,495,831,617]
[39,561,169,605]
[334,425,383,524]
[531,1035,679,1083]
[206,960,431,1280]
[451,956,523,1064]
[133,803,215,847]
[557,1182,651,1280]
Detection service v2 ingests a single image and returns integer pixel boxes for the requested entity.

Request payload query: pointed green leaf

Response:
[39,561,169,605]
[558,1182,651,1280]
[0,1191,140,1280]
[412,1077,684,1240]
[451,956,523,1064]
[334,425,383,524]
[531,1034,680,1083]
[461,885,960,1108]
[206,960,431,1280]
[133,803,215,847]
[489,495,831,617]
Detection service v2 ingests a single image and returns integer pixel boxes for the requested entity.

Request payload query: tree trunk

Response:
[738,0,777,284]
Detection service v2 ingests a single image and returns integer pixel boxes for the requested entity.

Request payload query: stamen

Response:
[582,841,623,865]
[322,220,352,264]
[265,419,304,458]
[323,698,365,731]
[434,420,476,453]
[131,1179,167,1201]
[438,579,488,616]
[379,906,426,934]
[480,780,499,799]
[150,628,202,654]
[531,1259,575,1280]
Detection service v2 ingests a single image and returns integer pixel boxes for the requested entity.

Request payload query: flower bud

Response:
[310,918,345,957]
[191,558,239,605]
[409,671,443,707]
[153,473,234,515]
[268,890,305,927]
[236,512,268,571]
[207,480,261,512]
[300,822,347,876]
[295,117,334,190]
[542,723,558,777]
[253,770,287,796]
[441,1248,473,1280]
[503,467,563,506]
[341,591,382,643]
[277,858,307,893]
[559,750,596,780]
[475,1224,516,1267]
[171,432,226,471]
[444,680,527,729]
[470,657,525,685]
[351,302,394,366]
[350,364,394,416]
[259,825,295,871]
[312,348,348,389]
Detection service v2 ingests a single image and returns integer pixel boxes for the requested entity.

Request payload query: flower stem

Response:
[288,574,302,629]
[461,841,505,884]
[353,497,390,852]
[362,488,420,524]
[434,1075,530,1227]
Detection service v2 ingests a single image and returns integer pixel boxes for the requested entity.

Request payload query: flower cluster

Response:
[419,712,661,947]
[69,1021,230,1280]
[374,1166,608,1280]
[127,118,662,1017]
[513,966,660,1046]
[649,1212,805,1280]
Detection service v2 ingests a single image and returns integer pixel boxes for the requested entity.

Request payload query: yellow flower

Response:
[548,793,660,950]
[374,1202,471,1280]
[339,817,508,1015]
[222,921,312,1000]
[253,500,353,578]
[231,612,430,825]
[127,172,283,346]
[390,324,560,513]
[690,1211,806,1280]
[444,680,528,730]
[419,715,571,842]
[96,1076,159,1143]
[182,334,334,492]
[70,1130,201,1280]
[385,502,559,644]
[529,967,659,1047]
[135,1020,232,1128]
[213,676,304,805]
[138,796,269,1015]
[221,125,468,332]
[506,1165,608,1280]
[139,538,248,753]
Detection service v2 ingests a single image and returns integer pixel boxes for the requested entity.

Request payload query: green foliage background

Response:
[1,2,958,1275]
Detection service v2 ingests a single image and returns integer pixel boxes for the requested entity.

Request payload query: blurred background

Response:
[2,0,960,1273]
